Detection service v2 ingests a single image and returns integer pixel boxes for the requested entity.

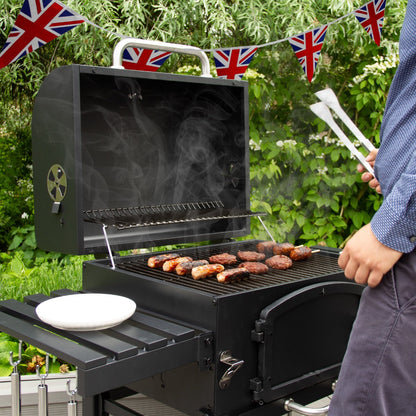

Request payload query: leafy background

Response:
[0,0,407,374]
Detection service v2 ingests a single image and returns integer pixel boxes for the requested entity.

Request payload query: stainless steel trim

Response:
[112,37,212,77]
[284,398,329,416]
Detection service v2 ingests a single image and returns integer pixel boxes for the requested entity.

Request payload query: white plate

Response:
[35,293,136,331]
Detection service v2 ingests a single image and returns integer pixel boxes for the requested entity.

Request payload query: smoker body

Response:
[0,60,364,416]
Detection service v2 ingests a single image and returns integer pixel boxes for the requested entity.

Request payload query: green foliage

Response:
[0,0,408,252]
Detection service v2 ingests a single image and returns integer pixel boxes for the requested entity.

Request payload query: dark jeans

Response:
[328,250,416,416]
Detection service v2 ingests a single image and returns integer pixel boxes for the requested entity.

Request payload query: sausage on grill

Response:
[239,262,269,274]
[256,241,277,254]
[217,268,250,284]
[289,246,312,261]
[175,260,209,275]
[265,255,293,270]
[272,242,295,256]
[148,253,179,268]
[163,256,193,272]
[192,264,225,280]
[208,253,238,265]
[237,250,266,262]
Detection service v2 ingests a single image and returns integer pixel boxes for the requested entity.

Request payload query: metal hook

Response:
[36,354,49,386]
[66,379,77,402]
[9,340,22,373]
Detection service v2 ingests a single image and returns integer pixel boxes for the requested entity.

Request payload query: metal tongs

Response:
[310,88,376,176]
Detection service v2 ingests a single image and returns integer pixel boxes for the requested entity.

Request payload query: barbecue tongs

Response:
[310,88,376,176]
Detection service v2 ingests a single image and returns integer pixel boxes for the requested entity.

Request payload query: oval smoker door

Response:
[250,281,363,404]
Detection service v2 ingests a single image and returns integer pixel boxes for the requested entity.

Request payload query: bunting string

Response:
[0,0,387,82]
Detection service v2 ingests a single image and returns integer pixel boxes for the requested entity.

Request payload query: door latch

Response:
[218,350,244,390]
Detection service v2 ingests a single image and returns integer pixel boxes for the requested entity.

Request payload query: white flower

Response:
[21,212,29,219]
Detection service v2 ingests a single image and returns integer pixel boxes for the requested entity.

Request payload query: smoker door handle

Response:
[284,399,329,416]
[112,37,212,77]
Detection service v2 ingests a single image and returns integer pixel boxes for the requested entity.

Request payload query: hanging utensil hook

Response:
[36,354,49,386]
[9,340,22,373]
[66,378,77,401]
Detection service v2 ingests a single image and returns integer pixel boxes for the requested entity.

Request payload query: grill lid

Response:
[32,64,253,254]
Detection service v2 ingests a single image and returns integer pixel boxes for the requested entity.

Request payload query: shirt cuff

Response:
[371,201,416,253]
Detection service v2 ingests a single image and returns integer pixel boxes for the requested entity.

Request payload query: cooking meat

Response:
[256,241,277,254]
[148,253,179,268]
[239,262,269,274]
[265,255,293,270]
[208,253,237,265]
[175,260,209,275]
[237,250,266,262]
[272,242,295,256]
[192,264,225,280]
[289,246,312,261]
[163,256,193,272]
[217,268,250,284]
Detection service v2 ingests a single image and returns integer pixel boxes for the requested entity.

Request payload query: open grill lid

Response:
[32,62,255,255]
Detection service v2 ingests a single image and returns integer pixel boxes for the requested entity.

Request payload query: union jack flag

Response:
[0,0,86,69]
[122,48,171,72]
[288,25,328,83]
[213,46,258,80]
[354,0,386,46]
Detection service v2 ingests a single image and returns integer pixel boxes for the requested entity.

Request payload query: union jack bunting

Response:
[354,0,386,46]
[288,25,328,83]
[0,0,86,69]
[213,46,258,80]
[122,48,171,72]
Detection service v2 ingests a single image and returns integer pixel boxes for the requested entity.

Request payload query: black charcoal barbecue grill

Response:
[0,39,362,416]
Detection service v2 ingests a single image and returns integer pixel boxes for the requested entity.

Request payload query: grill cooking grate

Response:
[115,241,342,296]
[83,201,265,230]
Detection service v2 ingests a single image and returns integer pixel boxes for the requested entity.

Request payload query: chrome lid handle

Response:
[112,38,212,77]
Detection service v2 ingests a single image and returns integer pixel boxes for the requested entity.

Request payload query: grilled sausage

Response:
[192,264,225,280]
[217,267,250,284]
[272,242,295,256]
[175,260,209,275]
[289,246,312,261]
[148,253,179,268]
[163,256,193,272]
[265,255,293,270]
[239,261,269,274]
[237,250,266,262]
[208,253,238,265]
[256,241,277,255]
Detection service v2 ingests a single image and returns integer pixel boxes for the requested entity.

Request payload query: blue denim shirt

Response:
[372,0,416,252]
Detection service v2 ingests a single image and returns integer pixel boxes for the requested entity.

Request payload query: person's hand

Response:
[338,223,403,288]
[357,149,381,194]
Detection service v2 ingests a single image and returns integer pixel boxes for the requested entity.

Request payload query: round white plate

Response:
[35,293,136,331]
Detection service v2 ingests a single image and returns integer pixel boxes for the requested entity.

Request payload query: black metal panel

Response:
[32,65,250,255]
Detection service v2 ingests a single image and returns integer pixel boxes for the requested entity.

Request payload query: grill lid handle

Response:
[112,37,212,77]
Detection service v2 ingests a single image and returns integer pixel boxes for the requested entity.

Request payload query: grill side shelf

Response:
[0,291,213,397]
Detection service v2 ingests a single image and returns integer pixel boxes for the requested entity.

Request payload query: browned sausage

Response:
[192,264,225,280]
[289,246,312,261]
[148,253,179,268]
[163,256,193,272]
[272,242,295,255]
[256,241,277,254]
[175,260,209,275]
[217,268,250,283]
[239,262,269,274]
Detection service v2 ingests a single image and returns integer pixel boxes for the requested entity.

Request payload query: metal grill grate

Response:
[115,241,342,296]
[83,201,265,230]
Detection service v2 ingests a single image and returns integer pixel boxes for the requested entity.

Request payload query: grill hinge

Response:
[197,332,214,371]
[251,319,265,343]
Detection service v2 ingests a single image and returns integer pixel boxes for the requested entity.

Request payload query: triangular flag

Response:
[213,46,258,80]
[289,25,328,83]
[354,0,386,46]
[0,0,86,69]
[122,48,171,72]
